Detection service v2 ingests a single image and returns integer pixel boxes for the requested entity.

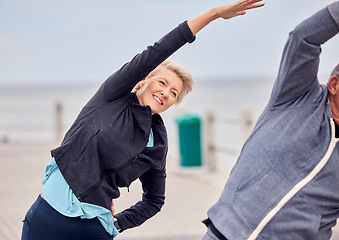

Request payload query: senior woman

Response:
[21,1,264,239]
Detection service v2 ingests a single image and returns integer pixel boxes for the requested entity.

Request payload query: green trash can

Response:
[176,114,202,167]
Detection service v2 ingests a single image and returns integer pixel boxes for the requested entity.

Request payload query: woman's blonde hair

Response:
[133,59,194,104]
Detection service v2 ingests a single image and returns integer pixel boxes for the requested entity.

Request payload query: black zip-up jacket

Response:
[50,21,195,232]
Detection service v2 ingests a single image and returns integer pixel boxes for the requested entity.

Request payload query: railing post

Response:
[55,101,63,143]
[240,108,254,146]
[204,107,216,172]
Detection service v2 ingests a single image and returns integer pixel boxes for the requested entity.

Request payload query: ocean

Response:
[0,77,274,162]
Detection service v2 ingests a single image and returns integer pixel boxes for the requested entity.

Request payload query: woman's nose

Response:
[161,90,169,99]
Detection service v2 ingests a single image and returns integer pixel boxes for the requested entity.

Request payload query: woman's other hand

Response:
[111,199,115,220]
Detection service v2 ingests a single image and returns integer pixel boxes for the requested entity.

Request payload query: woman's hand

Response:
[111,199,115,220]
[214,0,265,20]
[188,0,264,36]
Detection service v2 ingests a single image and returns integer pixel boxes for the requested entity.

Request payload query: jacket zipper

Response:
[77,155,137,201]
[247,118,338,240]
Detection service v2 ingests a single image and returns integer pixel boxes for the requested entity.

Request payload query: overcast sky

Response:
[1,0,338,86]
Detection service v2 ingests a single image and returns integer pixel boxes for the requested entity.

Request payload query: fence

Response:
[203,107,254,172]
[0,101,66,143]
[1,101,255,173]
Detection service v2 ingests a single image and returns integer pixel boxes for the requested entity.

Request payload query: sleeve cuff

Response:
[113,213,127,232]
[179,20,196,43]
[327,1,339,29]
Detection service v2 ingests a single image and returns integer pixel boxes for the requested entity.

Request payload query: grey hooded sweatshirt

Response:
[207,2,339,240]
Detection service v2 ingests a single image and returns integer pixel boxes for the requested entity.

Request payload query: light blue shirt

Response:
[42,129,154,238]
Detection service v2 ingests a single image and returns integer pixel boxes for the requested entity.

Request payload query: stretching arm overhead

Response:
[269,2,339,107]
[188,0,264,36]
[102,0,264,103]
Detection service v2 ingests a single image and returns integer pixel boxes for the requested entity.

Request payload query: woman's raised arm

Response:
[188,0,264,36]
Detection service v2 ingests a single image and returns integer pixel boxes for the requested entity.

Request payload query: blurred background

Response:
[1,0,339,239]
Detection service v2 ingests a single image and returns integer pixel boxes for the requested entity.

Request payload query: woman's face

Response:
[136,67,183,114]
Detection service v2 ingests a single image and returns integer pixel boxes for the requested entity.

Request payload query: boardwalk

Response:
[1,141,339,239]
[0,141,230,240]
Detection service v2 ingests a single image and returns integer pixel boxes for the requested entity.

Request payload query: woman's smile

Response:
[153,94,163,105]
[137,67,183,114]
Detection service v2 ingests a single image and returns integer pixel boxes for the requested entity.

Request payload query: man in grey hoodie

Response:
[203,2,339,240]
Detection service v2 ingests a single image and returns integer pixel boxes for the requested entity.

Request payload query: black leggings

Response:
[21,195,113,240]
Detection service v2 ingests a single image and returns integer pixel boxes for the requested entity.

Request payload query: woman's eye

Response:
[172,91,177,97]
[159,81,165,85]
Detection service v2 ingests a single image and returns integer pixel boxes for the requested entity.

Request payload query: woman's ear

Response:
[328,76,339,95]
[138,79,146,89]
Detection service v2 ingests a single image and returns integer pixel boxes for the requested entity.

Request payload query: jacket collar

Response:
[130,92,164,124]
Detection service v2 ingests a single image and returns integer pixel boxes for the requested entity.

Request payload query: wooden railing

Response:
[203,108,254,172]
